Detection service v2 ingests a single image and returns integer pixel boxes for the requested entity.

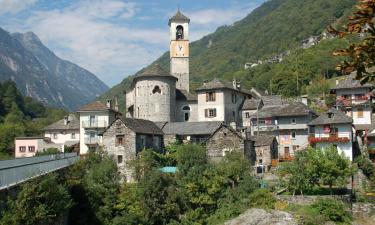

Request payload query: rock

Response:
[224,208,297,225]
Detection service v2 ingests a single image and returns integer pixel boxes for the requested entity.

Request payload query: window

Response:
[232,111,236,118]
[245,112,250,118]
[152,85,161,94]
[184,112,190,121]
[117,155,123,164]
[19,146,26,152]
[231,93,237,103]
[205,108,217,118]
[53,133,58,139]
[71,133,76,139]
[291,131,296,139]
[116,135,124,146]
[182,106,190,121]
[28,146,35,152]
[291,118,296,124]
[140,135,147,149]
[206,92,216,102]
[136,87,140,96]
[176,25,184,40]
[357,107,364,118]
[182,106,190,111]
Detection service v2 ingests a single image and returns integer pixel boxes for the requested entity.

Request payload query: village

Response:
[2,2,375,223]
[13,10,375,182]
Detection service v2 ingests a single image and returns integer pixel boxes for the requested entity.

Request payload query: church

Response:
[125,10,254,133]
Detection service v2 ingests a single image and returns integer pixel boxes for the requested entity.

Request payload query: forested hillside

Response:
[0,81,66,159]
[99,0,356,112]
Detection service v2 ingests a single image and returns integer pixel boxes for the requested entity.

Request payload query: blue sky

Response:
[0,0,265,87]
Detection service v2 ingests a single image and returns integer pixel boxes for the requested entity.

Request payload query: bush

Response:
[311,199,352,223]
[35,147,60,156]
[249,189,276,209]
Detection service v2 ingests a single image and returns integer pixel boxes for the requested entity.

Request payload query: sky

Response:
[0,0,266,87]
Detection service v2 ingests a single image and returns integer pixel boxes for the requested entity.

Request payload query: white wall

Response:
[198,90,225,122]
[44,130,79,144]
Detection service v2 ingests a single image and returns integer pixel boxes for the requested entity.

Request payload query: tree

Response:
[329,0,375,84]
[0,173,72,225]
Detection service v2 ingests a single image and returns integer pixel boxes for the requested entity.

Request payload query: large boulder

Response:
[225,208,297,225]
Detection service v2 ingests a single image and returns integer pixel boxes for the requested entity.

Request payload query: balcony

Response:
[336,94,371,107]
[308,134,350,144]
[252,125,277,132]
[82,120,107,128]
[84,137,100,145]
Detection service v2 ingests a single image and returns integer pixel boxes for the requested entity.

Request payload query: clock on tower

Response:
[169,10,190,92]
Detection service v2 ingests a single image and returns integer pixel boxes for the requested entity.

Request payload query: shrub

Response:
[248,189,276,209]
[311,199,352,223]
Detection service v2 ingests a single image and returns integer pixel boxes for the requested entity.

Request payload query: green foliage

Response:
[0,173,72,225]
[248,189,276,209]
[35,147,60,156]
[0,80,67,157]
[279,146,355,195]
[311,199,352,223]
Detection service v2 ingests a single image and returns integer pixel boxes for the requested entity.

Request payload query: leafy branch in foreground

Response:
[329,0,375,84]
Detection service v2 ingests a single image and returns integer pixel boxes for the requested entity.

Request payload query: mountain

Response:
[99,0,356,112]
[0,28,108,111]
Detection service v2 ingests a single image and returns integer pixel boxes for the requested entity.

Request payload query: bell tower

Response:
[169,10,190,92]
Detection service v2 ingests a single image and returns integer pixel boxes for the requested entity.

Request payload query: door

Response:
[284,147,290,158]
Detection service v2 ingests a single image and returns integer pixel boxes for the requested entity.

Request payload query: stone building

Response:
[124,10,254,127]
[308,108,354,161]
[206,124,255,163]
[157,121,223,145]
[249,134,278,173]
[102,117,164,182]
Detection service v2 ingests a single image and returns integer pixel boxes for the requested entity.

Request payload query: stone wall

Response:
[206,126,245,162]
[102,119,137,182]
[275,195,351,205]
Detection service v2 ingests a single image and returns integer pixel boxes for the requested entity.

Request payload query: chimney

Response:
[203,80,208,85]
[336,79,339,85]
[106,99,112,109]
[236,81,241,90]
[230,122,237,130]
[232,78,237,89]
[301,95,308,106]
[64,116,69,125]
[114,97,119,112]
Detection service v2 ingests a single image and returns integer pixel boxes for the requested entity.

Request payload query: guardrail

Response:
[82,120,107,128]
[0,153,79,190]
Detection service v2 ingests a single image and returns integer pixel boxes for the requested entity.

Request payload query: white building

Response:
[77,100,120,155]
[308,109,354,161]
[331,74,373,132]
[43,114,80,145]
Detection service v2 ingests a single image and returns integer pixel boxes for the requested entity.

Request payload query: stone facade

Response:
[206,125,255,163]
[102,118,163,182]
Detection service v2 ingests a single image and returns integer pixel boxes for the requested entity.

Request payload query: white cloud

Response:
[21,0,168,86]
[0,0,38,15]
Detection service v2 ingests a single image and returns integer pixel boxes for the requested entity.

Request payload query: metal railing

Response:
[82,120,107,128]
[84,138,100,145]
[0,153,79,190]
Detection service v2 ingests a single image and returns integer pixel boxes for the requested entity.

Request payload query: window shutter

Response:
[214,109,217,117]
[213,92,216,101]
[205,109,208,118]
[206,93,209,102]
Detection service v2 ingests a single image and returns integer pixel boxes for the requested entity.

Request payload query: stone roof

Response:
[252,102,313,118]
[77,101,112,112]
[156,121,223,135]
[176,89,197,101]
[261,95,283,106]
[135,64,177,81]
[331,73,373,90]
[169,10,190,25]
[119,117,164,135]
[43,114,79,131]
[242,99,261,110]
[249,134,276,147]
[308,109,352,126]
[195,78,252,96]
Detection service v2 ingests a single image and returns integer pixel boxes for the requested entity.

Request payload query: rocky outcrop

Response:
[225,208,297,225]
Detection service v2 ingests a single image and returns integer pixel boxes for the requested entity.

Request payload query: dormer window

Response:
[176,25,184,40]
[152,85,162,94]
[327,112,333,118]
